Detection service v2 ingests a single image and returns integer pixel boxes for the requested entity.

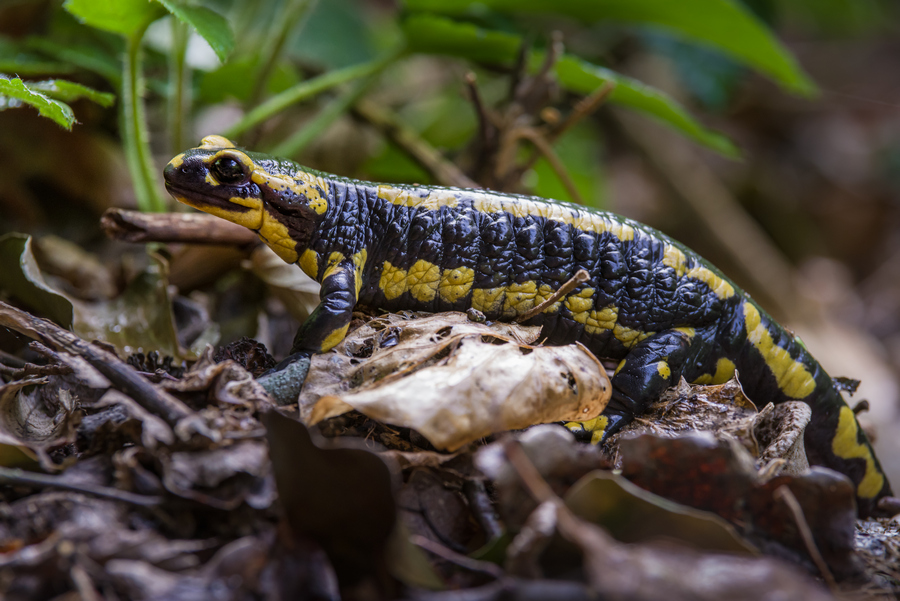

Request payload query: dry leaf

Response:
[303,313,610,451]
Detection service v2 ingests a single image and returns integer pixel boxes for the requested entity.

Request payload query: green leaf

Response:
[554,57,739,158]
[402,14,738,157]
[0,77,75,129]
[155,0,234,62]
[25,37,123,86]
[199,57,299,104]
[64,0,166,37]
[0,234,74,329]
[0,234,197,360]
[404,0,817,96]
[0,37,74,76]
[29,80,115,107]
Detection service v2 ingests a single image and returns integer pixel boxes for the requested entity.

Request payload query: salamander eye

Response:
[211,156,247,184]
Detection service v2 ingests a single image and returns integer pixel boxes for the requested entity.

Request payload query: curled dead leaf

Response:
[0,377,79,469]
[304,313,610,450]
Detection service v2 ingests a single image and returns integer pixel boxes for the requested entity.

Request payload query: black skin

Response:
[164,139,894,517]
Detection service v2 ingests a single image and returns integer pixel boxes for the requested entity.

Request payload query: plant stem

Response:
[248,0,317,108]
[353,98,478,189]
[271,70,379,158]
[122,22,166,212]
[168,18,190,155]
[225,49,403,140]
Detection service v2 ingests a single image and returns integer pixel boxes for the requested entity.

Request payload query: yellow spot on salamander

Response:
[169,153,185,169]
[296,171,330,215]
[352,249,367,296]
[380,261,408,300]
[743,303,815,399]
[298,248,319,280]
[258,209,298,263]
[472,287,505,313]
[565,287,595,317]
[663,243,734,299]
[468,193,635,242]
[832,405,885,499]
[378,185,458,211]
[503,281,538,317]
[692,357,737,385]
[564,416,610,445]
[200,134,236,148]
[323,252,346,280]
[686,265,734,299]
[439,267,475,303]
[321,323,350,352]
[407,259,440,302]
[674,327,696,338]
[663,245,687,276]
[583,305,618,335]
[614,324,653,348]
[614,359,627,375]
[657,361,671,380]
[534,284,563,313]
[249,168,330,216]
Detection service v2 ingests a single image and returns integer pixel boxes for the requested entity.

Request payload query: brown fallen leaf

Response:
[500,437,835,601]
[619,432,861,580]
[0,377,79,469]
[304,312,610,451]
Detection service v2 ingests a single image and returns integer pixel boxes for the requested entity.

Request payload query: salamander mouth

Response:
[165,182,252,214]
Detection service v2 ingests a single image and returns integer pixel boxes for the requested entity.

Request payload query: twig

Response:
[410,534,504,579]
[515,269,589,323]
[0,466,163,507]
[463,479,504,541]
[101,208,259,246]
[876,495,900,518]
[70,562,103,601]
[0,301,193,426]
[519,81,616,177]
[466,72,495,154]
[0,349,27,369]
[518,128,584,205]
[774,485,837,590]
[0,362,72,380]
[353,98,479,189]
[502,439,555,503]
[552,81,616,142]
[508,37,530,102]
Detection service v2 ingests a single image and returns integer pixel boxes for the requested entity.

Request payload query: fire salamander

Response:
[165,135,893,516]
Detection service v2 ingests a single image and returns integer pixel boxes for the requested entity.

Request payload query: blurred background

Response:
[1,0,899,486]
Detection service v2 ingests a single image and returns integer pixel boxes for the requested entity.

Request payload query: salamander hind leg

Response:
[566,328,695,444]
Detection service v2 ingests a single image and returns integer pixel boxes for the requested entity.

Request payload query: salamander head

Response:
[164,135,327,262]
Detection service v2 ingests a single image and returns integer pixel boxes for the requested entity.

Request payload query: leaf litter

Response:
[0,277,898,599]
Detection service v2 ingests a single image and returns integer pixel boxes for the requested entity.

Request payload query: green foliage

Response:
[28,79,115,106]
[155,0,234,62]
[6,0,822,210]
[401,14,738,156]
[0,77,76,130]
[62,0,236,212]
[404,0,817,96]
[64,0,166,37]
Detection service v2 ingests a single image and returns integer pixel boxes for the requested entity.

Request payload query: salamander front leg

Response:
[566,328,694,444]
[259,264,357,404]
